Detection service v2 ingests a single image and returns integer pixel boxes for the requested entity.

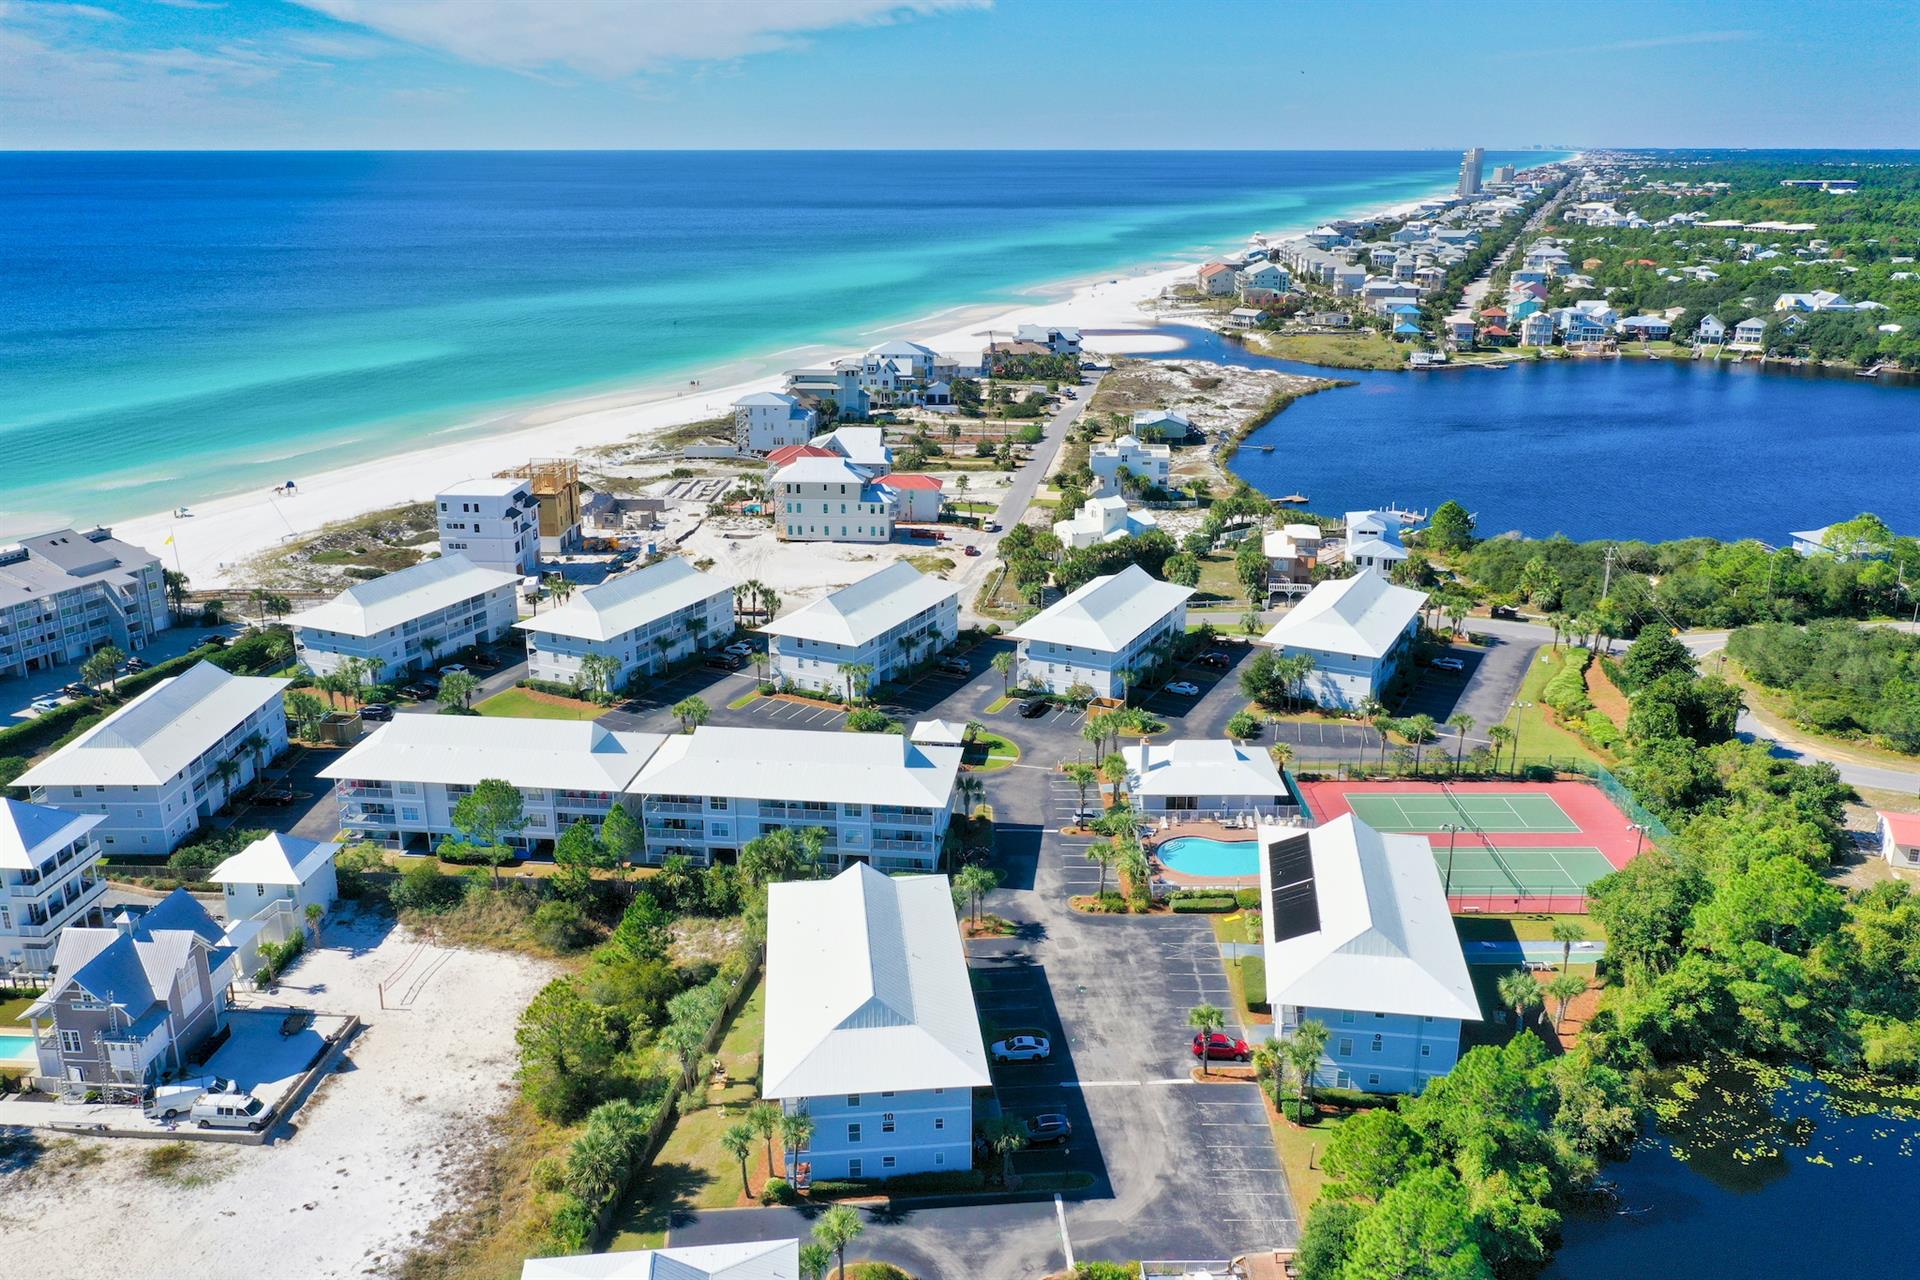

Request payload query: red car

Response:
[1191,1031,1252,1062]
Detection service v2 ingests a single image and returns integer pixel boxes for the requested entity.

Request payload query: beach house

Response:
[208,832,339,938]
[1732,316,1769,347]
[517,557,734,691]
[1519,310,1556,347]
[816,426,893,471]
[1263,524,1324,588]
[319,716,664,853]
[759,561,959,695]
[1121,738,1292,824]
[1090,435,1172,496]
[0,527,171,680]
[783,359,870,420]
[1009,564,1193,699]
[1053,495,1159,550]
[1258,816,1479,1094]
[1878,812,1920,869]
[22,889,238,1093]
[772,455,895,543]
[16,661,290,855]
[762,864,990,1182]
[630,727,963,871]
[875,473,944,524]
[288,553,522,679]
[1258,570,1425,711]
[732,392,819,455]
[435,478,540,577]
[1130,408,1192,442]
[1196,263,1236,296]
[1695,314,1727,345]
[1344,536,1409,574]
[0,798,107,976]
[1014,324,1083,355]
[1236,261,1291,296]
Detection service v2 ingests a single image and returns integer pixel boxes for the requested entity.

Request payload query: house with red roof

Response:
[764,443,835,473]
[1880,811,1920,869]
[876,473,944,523]
[1196,262,1236,297]
[1479,305,1508,321]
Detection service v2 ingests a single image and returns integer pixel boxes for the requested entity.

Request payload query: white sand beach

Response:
[116,183,1458,589]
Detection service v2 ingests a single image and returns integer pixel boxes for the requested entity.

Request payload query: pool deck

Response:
[1148,822,1261,889]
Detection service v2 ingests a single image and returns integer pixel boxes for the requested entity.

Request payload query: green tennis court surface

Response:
[1347,791,1580,834]
[1426,845,1615,895]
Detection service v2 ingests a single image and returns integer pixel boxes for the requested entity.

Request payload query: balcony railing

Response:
[647,801,703,815]
[872,808,932,826]
[872,837,933,853]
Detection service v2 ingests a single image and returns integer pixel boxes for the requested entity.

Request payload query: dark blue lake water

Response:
[1143,327,1920,543]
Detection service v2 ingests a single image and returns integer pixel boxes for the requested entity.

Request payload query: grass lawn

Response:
[608,980,766,1251]
[1270,1105,1348,1212]
[726,689,761,711]
[1212,912,1269,1022]
[1454,913,1607,945]
[1503,649,1605,768]
[0,993,37,1026]
[1192,552,1251,608]
[985,693,1016,714]
[1246,330,1406,372]
[906,553,957,576]
[963,731,1021,772]
[474,687,605,721]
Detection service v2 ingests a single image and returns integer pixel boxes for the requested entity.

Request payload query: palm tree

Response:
[1079,718,1106,763]
[812,1205,864,1279]
[1405,714,1436,773]
[1551,919,1588,971]
[1448,713,1475,772]
[1371,713,1396,773]
[1063,761,1097,817]
[799,1244,833,1280]
[954,863,998,927]
[1487,724,1515,776]
[778,1109,814,1181]
[1114,666,1139,705]
[212,757,242,809]
[1187,1003,1225,1077]
[982,1116,1028,1187]
[420,634,441,667]
[672,696,710,734]
[1497,969,1543,1035]
[1546,971,1588,1032]
[956,773,986,817]
[241,731,269,785]
[991,650,1016,695]
[746,1101,780,1182]
[1251,1038,1285,1107]
[721,1121,755,1197]
[1086,841,1119,897]
[1285,1020,1331,1115]
[838,662,875,705]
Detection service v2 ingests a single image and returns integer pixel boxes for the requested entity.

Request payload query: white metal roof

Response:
[1260,570,1425,660]
[318,716,666,792]
[816,426,891,467]
[517,558,731,643]
[771,456,881,487]
[16,661,290,788]
[757,561,958,647]
[1344,536,1409,563]
[437,476,528,499]
[1258,815,1480,1021]
[762,865,990,1099]
[630,726,960,810]
[209,832,340,888]
[1009,565,1193,653]
[287,554,522,638]
[520,1239,799,1280]
[1121,738,1286,799]
[0,798,102,870]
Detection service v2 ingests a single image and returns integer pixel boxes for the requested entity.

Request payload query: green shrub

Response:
[0,755,27,791]
[544,1193,595,1253]
[760,1176,795,1205]
[332,842,389,898]
[1584,709,1623,750]
[806,1169,985,1198]
[1539,647,1594,718]
[390,860,465,914]
[1234,887,1262,910]
[168,827,269,871]
[1170,893,1236,913]
[1075,1263,1142,1280]
[531,900,593,953]
[529,1156,566,1193]
[845,706,901,734]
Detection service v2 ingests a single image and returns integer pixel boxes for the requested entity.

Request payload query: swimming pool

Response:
[0,1033,37,1064]
[1156,835,1260,880]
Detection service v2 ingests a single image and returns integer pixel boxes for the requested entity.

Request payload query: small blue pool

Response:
[0,1033,37,1063]
[1157,835,1260,879]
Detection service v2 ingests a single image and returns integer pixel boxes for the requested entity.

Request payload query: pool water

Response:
[0,1033,37,1062]
[1157,836,1260,879]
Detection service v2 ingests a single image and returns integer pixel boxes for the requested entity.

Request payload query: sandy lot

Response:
[0,906,557,1280]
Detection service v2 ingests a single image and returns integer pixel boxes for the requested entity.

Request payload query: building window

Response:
[60,1030,82,1054]
[847,1123,861,1144]
[934,1118,945,1131]
[846,1094,860,1107]
[934,1153,944,1165]
[1338,1038,1353,1056]
[1340,1010,1354,1024]
[1368,1073,1382,1086]
[881,1114,895,1134]
[1421,1044,1432,1058]
[882,1156,897,1170]
[1371,1034,1383,1053]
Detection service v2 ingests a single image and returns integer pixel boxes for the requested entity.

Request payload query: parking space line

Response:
[1054,1194,1075,1271]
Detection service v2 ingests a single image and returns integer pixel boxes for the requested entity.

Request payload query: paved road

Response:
[2,619,243,717]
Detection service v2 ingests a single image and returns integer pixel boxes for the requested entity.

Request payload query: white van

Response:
[191,1091,267,1131]
[144,1075,237,1120]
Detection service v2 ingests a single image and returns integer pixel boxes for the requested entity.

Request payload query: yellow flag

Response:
[163,533,175,545]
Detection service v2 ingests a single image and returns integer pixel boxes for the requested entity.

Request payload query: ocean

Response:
[0,149,1550,536]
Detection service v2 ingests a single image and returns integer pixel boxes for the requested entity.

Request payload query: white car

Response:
[723,642,754,657]
[1432,656,1465,672]
[1165,681,1201,697]
[990,1034,1052,1063]
[440,663,469,676]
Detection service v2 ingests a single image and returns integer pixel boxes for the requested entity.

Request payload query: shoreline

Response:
[110,179,1487,588]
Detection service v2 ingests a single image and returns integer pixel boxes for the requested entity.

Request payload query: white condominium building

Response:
[436,478,540,576]
[772,456,895,543]
[517,557,734,690]
[1259,815,1479,1093]
[630,726,962,871]
[1089,435,1172,495]
[759,561,959,695]
[763,864,990,1182]
[733,392,819,455]
[0,527,171,679]
[1121,738,1292,823]
[0,798,107,975]
[319,716,665,853]
[1009,564,1192,699]
[288,553,522,679]
[522,1241,799,1280]
[1258,570,1425,711]
[1052,495,1158,550]
[16,661,291,855]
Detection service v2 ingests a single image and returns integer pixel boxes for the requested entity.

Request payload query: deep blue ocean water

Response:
[0,149,1545,535]
[1145,327,1920,543]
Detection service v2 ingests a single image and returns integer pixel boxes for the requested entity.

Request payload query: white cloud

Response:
[293,0,988,78]
[1583,30,1754,54]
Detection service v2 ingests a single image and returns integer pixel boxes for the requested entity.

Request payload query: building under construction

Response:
[497,458,582,554]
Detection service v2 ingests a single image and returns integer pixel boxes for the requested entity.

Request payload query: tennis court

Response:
[1432,844,1616,897]
[1343,791,1581,834]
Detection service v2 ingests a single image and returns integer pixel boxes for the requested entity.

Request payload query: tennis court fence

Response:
[1450,892,1590,915]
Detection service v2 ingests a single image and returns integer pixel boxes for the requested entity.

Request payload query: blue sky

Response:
[2,0,1915,149]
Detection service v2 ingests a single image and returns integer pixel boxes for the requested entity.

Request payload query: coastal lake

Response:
[1144,327,1920,543]
[1543,1061,1920,1278]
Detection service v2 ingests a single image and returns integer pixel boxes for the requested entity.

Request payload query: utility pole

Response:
[1600,544,1617,602]
[1441,823,1461,898]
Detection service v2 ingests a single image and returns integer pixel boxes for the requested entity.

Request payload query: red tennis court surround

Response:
[1298,779,1648,914]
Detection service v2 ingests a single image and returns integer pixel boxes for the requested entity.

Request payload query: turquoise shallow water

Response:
[0,149,1555,535]
[1157,835,1260,878]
